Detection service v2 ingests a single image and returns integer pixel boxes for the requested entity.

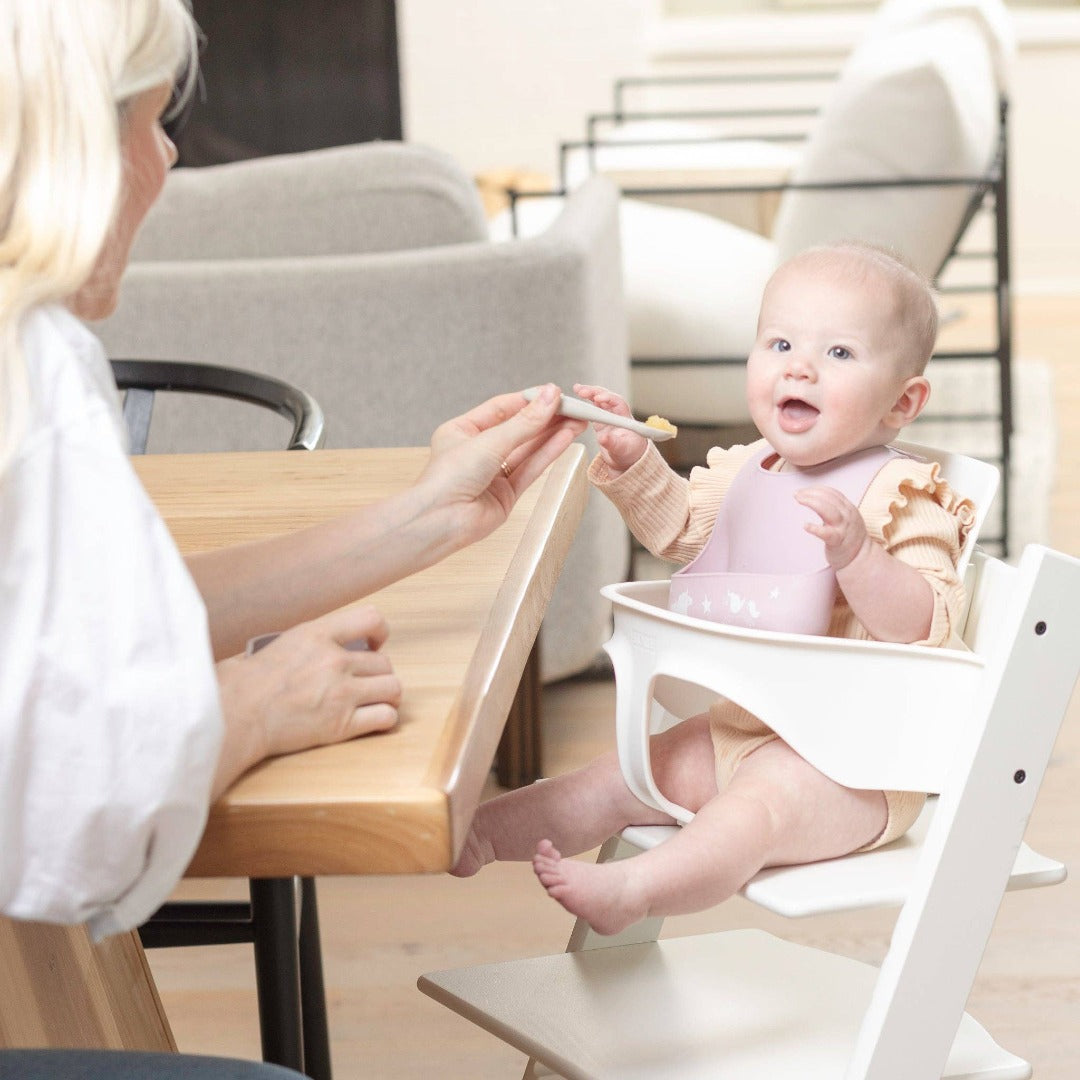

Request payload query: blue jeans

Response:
[0,1050,304,1079]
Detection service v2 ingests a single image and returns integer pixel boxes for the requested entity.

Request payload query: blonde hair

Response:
[778,241,940,375]
[0,0,198,470]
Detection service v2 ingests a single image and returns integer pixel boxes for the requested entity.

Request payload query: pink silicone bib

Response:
[669,444,899,634]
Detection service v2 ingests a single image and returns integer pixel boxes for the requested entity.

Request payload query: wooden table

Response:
[0,443,587,1068]
[140,444,586,877]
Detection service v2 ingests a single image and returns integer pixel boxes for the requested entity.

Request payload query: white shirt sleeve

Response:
[0,307,223,940]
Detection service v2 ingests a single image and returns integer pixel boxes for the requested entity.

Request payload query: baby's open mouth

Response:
[778,397,819,433]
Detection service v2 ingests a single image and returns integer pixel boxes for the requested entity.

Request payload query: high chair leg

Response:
[565,836,668,953]
[523,836,670,1079]
[522,1059,558,1078]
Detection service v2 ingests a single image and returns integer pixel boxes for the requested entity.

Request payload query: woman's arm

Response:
[185,385,585,659]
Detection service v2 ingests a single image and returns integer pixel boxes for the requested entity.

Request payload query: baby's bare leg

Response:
[450,753,666,876]
[453,714,716,877]
[533,738,887,935]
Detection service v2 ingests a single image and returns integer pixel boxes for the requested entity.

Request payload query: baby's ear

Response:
[886,375,931,429]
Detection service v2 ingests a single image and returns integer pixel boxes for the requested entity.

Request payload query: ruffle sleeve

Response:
[858,455,977,649]
[589,440,759,563]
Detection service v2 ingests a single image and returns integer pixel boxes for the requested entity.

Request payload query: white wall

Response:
[1008,35,1080,291]
[397,3,1080,291]
[397,0,651,179]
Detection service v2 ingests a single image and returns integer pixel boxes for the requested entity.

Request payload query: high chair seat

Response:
[623,796,1064,919]
[604,577,985,819]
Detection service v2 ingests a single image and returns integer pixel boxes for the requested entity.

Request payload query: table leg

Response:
[496,637,543,789]
[299,878,332,1080]
[249,879,304,1075]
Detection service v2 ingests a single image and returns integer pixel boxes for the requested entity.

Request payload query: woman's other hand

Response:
[211,604,401,798]
[572,383,648,476]
[415,383,586,552]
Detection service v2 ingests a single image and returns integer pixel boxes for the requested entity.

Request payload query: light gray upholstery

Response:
[130,142,490,260]
[97,141,630,682]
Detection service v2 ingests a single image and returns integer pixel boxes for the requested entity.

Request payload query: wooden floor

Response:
[150,294,1080,1078]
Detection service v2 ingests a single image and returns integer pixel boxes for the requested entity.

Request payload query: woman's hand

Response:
[572,383,648,476]
[211,604,401,798]
[414,383,586,552]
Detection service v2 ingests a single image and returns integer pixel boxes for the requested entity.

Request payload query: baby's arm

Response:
[795,486,933,643]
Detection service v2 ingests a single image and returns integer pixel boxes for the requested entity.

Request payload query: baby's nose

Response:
[784,350,816,380]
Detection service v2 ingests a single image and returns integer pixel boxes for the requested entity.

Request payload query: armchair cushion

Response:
[619,200,776,425]
[517,11,1002,430]
[131,142,489,261]
[873,0,1015,90]
[772,17,999,278]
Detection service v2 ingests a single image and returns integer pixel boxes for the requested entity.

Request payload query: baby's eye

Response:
[770,339,791,353]
[828,345,853,360]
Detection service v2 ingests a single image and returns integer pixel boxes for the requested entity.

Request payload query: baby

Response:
[453,242,974,935]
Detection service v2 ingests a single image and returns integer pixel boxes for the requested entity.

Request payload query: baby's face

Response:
[745,260,920,468]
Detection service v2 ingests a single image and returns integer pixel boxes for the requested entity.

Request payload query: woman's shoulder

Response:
[19,304,126,447]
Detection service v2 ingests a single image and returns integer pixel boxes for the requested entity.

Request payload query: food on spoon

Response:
[644,415,678,436]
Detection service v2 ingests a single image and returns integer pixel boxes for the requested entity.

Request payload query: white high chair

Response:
[420,448,1080,1079]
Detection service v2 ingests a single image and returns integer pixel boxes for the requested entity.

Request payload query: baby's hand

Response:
[572,383,648,475]
[794,486,870,571]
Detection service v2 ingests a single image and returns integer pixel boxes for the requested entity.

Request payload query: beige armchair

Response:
[96,142,630,685]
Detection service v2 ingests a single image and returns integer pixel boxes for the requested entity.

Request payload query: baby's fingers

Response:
[794,485,849,525]
[572,383,632,418]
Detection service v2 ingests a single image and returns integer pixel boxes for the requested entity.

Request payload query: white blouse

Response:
[0,305,223,940]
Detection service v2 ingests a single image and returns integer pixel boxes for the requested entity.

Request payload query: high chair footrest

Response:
[419,929,1030,1080]
[621,804,1066,918]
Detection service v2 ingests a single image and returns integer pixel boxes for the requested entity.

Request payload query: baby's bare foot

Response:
[450,827,494,877]
[532,839,648,936]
